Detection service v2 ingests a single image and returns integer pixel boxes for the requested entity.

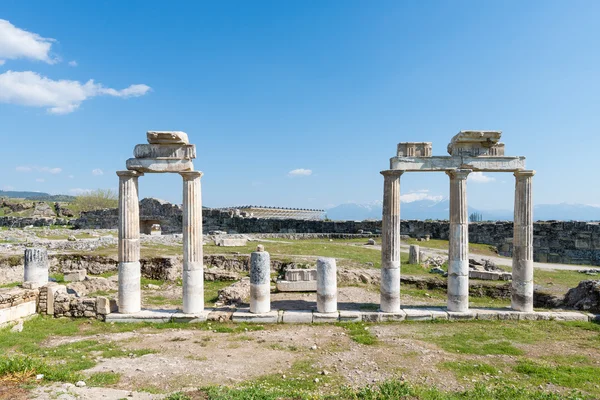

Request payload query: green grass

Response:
[87,371,121,386]
[0,281,21,289]
[514,360,600,392]
[404,238,500,257]
[336,322,377,345]
[204,280,235,305]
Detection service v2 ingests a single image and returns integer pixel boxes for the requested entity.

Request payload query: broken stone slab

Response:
[282,310,313,323]
[146,131,189,144]
[126,158,194,173]
[232,309,278,323]
[134,144,196,160]
[447,130,503,156]
[96,297,118,315]
[214,237,248,247]
[64,269,87,282]
[549,311,588,321]
[379,310,407,322]
[403,308,432,321]
[276,280,317,292]
[420,307,449,320]
[473,308,500,320]
[361,311,382,323]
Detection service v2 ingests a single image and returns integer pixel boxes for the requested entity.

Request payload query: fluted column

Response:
[117,170,143,314]
[380,170,404,313]
[512,170,535,312]
[180,171,204,314]
[446,169,470,312]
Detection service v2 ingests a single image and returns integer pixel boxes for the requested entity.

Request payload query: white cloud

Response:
[68,60,77,67]
[35,178,45,183]
[0,19,58,64]
[468,172,495,183]
[400,192,444,203]
[288,168,312,177]
[92,168,104,176]
[69,188,92,195]
[0,60,5,66]
[15,165,61,174]
[2,185,15,191]
[0,71,151,114]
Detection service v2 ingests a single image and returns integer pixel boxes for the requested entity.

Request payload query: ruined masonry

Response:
[381,131,535,313]
[118,131,204,315]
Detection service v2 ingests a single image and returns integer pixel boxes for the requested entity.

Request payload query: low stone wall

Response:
[0,288,38,325]
[0,216,70,228]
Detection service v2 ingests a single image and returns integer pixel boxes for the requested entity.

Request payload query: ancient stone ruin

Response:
[380,131,535,313]
[117,131,204,315]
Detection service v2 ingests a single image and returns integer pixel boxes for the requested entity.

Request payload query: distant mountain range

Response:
[325,199,600,222]
[0,190,75,202]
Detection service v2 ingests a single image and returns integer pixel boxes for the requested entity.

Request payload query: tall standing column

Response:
[180,171,204,314]
[512,170,535,312]
[446,169,470,312]
[117,170,143,314]
[250,248,271,314]
[380,170,403,313]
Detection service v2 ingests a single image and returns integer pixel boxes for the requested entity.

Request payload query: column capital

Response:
[380,170,405,177]
[514,169,536,178]
[116,170,143,178]
[446,169,471,180]
[180,171,203,180]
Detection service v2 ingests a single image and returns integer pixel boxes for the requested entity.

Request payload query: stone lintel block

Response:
[389,156,526,172]
[282,310,313,324]
[285,269,317,282]
[64,269,87,282]
[0,301,37,325]
[147,131,189,144]
[134,144,196,160]
[361,311,382,323]
[276,280,317,292]
[403,308,432,321]
[447,311,476,320]
[105,309,176,323]
[379,310,406,322]
[126,158,194,173]
[313,312,339,323]
[172,311,210,323]
[232,309,278,323]
[339,310,362,322]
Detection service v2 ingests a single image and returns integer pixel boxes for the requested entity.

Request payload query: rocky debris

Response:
[10,320,24,332]
[217,278,250,305]
[32,202,56,218]
[563,280,600,313]
[423,256,446,269]
[429,267,446,275]
[578,269,600,275]
[366,239,376,246]
[54,202,74,218]
[66,276,116,297]
[469,258,504,272]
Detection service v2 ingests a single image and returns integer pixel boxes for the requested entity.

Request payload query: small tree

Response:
[70,189,118,216]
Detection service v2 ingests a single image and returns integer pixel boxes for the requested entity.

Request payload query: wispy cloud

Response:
[400,190,444,203]
[68,60,77,67]
[2,185,15,191]
[0,71,151,114]
[16,165,62,174]
[288,168,312,177]
[35,178,45,183]
[92,168,104,176]
[0,19,58,64]
[468,172,495,183]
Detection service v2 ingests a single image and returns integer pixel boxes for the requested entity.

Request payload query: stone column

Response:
[408,245,420,265]
[380,170,403,313]
[250,249,271,314]
[24,248,48,285]
[317,257,337,313]
[180,171,204,314]
[446,169,470,312]
[512,170,536,312]
[117,170,143,314]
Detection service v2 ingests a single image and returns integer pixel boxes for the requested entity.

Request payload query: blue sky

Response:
[1,1,599,211]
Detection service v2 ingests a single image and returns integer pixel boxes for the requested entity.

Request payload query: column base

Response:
[250,283,270,314]
[183,268,204,314]
[118,261,141,314]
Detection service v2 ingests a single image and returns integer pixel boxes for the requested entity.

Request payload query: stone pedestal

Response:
[409,245,420,264]
[446,169,470,312]
[317,257,337,313]
[24,248,48,285]
[380,171,403,312]
[117,170,142,314]
[181,171,204,314]
[250,250,271,314]
[512,170,535,312]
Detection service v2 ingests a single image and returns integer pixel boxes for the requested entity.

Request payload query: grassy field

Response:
[1,317,599,399]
